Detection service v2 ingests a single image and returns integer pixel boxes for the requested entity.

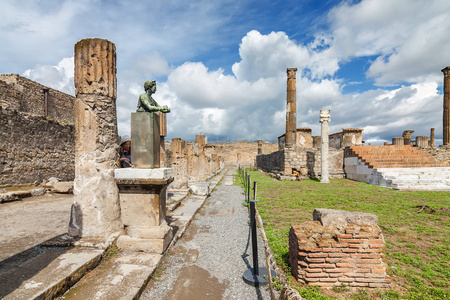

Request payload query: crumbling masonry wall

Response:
[0,107,75,186]
[0,74,75,122]
[289,215,393,288]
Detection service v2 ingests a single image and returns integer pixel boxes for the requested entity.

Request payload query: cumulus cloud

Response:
[328,0,450,85]
[23,57,74,95]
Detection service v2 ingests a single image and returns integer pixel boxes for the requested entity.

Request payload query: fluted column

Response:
[320,110,330,183]
[286,68,298,147]
[73,38,122,238]
[442,67,450,145]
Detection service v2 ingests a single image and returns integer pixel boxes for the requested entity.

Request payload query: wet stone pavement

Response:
[141,170,276,300]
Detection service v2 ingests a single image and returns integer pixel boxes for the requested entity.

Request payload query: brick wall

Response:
[0,74,75,123]
[0,108,75,186]
[289,222,394,288]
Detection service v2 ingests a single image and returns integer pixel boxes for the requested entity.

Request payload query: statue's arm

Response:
[139,95,160,112]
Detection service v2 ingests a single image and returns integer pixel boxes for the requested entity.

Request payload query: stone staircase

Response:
[344,145,450,191]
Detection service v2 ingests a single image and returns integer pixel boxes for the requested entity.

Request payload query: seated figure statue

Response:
[137,80,170,113]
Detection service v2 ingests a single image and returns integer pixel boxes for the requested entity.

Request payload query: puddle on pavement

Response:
[165,265,226,300]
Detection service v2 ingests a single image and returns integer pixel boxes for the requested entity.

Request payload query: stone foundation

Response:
[289,209,394,288]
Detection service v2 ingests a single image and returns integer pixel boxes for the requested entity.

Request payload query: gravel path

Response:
[141,169,277,300]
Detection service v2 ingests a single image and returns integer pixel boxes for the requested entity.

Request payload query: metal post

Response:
[250,200,259,275]
[253,181,258,202]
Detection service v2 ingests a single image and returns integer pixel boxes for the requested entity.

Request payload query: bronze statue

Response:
[137,80,170,113]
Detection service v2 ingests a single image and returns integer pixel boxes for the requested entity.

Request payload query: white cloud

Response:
[329,0,450,85]
[23,57,74,95]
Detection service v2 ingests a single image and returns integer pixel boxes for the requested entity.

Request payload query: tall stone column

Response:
[257,139,263,155]
[442,67,450,145]
[402,130,414,146]
[285,68,298,147]
[320,110,330,183]
[73,38,122,238]
[430,128,435,148]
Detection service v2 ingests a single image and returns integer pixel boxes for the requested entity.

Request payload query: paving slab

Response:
[1,247,103,299]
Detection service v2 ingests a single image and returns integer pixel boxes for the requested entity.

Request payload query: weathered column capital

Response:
[74,38,117,98]
[441,66,450,77]
[287,68,298,79]
[319,110,331,123]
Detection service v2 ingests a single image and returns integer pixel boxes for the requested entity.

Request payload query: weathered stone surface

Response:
[51,181,74,194]
[0,192,18,203]
[116,234,171,254]
[189,182,211,196]
[73,38,122,238]
[313,208,378,228]
[442,67,450,145]
[74,38,116,98]
[30,188,46,196]
[285,68,298,147]
[320,110,331,183]
[114,168,173,180]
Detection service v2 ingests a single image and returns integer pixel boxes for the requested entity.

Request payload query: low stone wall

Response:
[0,108,75,186]
[289,209,393,289]
[256,150,285,173]
[422,145,450,165]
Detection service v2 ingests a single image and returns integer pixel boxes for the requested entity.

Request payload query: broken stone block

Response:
[189,182,211,196]
[313,208,378,228]
[52,182,74,194]
[31,188,46,196]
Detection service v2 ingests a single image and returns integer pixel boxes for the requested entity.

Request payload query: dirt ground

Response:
[0,193,73,261]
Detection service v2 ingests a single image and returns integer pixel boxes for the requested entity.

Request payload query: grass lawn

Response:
[236,170,450,300]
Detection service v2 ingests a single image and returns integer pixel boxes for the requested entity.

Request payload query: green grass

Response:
[238,170,450,300]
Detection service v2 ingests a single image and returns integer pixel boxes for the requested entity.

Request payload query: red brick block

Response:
[299,247,322,252]
[350,282,369,287]
[365,273,386,278]
[338,278,355,282]
[356,263,382,269]
[339,239,364,244]
[327,268,351,273]
[342,248,358,253]
[308,253,328,258]
[306,257,326,263]
[369,244,386,249]
[310,263,336,269]
[349,244,363,248]
[329,273,343,278]
[371,268,386,274]
[299,261,308,267]
[322,248,342,253]
[298,251,308,256]
[320,278,338,282]
[305,272,329,278]
[328,253,350,258]
[304,277,320,282]
[337,234,352,239]
[332,243,350,248]
[306,268,322,273]
[317,242,331,248]
[355,278,391,283]
[336,263,356,268]
[358,248,382,253]
[344,273,365,278]
[353,268,370,273]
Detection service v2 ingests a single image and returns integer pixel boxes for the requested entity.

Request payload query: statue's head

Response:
[144,80,156,92]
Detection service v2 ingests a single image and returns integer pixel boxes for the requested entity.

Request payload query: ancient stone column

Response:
[285,68,298,148]
[392,137,404,145]
[73,38,122,238]
[402,130,414,146]
[430,128,435,148]
[416,136,429,148]
[257,139,263,155]
[320,110,330,183]
[442,67,450,145]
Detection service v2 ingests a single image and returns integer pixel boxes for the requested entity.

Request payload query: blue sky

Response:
[1,0,450,144]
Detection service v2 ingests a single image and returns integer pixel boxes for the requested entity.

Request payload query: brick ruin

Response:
[289,209,394,289]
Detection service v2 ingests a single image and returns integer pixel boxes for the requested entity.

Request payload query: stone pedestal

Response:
[131,112,160,168]
[320,110,330,183]
[416,136,429,148]
[402,130,414,146]
[115,168,173,254]
[392,137,404,145]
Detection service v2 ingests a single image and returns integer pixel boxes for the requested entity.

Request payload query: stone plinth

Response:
[115,168,173,254]
[286,68,298,147]
[73,38,122,238]
[131,112,160,168]
[430,128,435,148]
[320,110,330,183]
